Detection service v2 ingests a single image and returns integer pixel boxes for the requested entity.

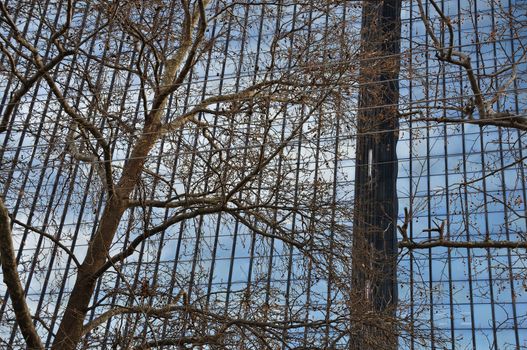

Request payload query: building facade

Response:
[0,0,526,348]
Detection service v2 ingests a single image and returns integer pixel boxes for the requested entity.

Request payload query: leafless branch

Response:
[0,200,44,350]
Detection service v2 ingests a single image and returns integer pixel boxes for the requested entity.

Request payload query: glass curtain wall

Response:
[0,0,525,349]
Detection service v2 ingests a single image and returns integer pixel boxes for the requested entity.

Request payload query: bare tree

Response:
[1,0,525,349]
[0,1,389,349]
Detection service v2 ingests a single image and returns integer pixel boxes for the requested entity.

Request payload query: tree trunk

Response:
[52,123,161,350]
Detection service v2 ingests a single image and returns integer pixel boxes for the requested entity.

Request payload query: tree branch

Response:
[412,114,527,131]
[11,218,81,268]
[399,214,526,249]
[399,239,527,250]
[133,335,222,349]
[0,199,44,350]
[95,203,224,277]
[82,291,187,336]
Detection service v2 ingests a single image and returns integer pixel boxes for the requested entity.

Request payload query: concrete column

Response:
[351,0,402,348]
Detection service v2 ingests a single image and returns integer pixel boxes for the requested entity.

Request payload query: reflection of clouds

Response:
[0,0,525,349]
[396,1,527,343]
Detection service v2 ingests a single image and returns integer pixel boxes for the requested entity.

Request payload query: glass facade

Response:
[0,0,525,348]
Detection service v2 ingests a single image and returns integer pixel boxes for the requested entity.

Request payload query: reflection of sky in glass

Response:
[397,0,527,347]
[0,0,525,348]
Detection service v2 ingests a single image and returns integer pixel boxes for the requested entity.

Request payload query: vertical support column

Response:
[351,0,401,348]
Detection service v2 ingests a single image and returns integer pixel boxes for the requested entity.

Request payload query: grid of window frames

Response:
[0,0,525,349]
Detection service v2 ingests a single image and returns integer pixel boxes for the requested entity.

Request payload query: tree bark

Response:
[0,199,44,350]
[52,122,162,350]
